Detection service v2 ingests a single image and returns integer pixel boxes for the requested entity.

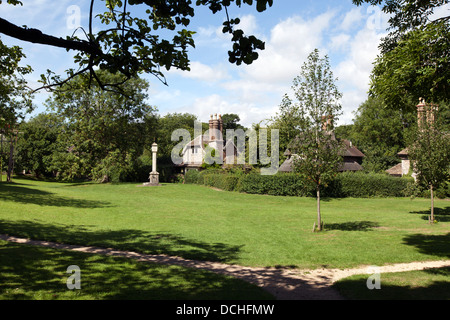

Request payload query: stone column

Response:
[144,142,160,186]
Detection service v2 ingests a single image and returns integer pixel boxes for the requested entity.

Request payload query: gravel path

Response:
[2,234,449,300]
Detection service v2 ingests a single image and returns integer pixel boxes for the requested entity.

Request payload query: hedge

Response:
[323,171,414,198]
[186,169,416,198]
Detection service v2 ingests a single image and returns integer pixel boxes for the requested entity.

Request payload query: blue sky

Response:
[1,0,398,127]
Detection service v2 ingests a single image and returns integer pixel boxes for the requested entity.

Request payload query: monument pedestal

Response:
[143,172,160,186]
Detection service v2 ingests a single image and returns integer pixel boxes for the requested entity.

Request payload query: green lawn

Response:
[1,177,448,270]
[0,239,273,300]
[333,267,450,300]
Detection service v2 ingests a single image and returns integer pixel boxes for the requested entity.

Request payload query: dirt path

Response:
[1,234,449,300]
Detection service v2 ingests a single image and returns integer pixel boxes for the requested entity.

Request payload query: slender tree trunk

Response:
[430,184,434,222]
[7,140,13,183]
[317,186,322,231]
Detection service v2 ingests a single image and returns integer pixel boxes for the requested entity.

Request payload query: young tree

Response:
[407,102,450,222]
[288,49,343,232]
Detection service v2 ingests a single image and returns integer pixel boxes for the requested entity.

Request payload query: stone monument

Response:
[143,142,160,186]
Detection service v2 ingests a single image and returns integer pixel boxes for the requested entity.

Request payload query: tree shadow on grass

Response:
[0,219,243,264]
[402,233,450,259]
[0,241,271,300]
[325,221,380,231]
[0,182,112,209]
[409,206,450,222]
[333,267,450,300]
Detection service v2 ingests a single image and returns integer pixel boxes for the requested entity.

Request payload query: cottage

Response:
[386,98,438,179]
[177,114,239,171]
[278,117,365,173]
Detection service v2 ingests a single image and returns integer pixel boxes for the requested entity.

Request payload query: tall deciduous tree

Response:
[370,21,449,111]
[0,37,32,182]
[16,113,64,177]
[0,0,272,91]
[155,112,199,163]
[221,113,245,131]
[340,97,413,172]
[0,37,32,129]
[288,49,343,232]
[46,70,155,181]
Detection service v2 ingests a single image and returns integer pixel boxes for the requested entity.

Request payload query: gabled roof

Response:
[339,161,363,172]
[386,162,402,176]
[342,140,365,158]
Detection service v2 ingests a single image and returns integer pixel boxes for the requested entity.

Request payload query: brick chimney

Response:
[417,98,438,129]
[209,114,223,141]
[218,114,223,139]
[321,115,334,132]
[209,114,214,141]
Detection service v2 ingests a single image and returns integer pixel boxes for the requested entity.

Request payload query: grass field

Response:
[0,177,449,299]
[333,267,450,300]
[1,177,448,269]
[0,239,273,300]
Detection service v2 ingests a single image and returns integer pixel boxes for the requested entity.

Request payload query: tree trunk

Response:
[317,186,322,231]
[430,184,434,222]
[7,140,13,183]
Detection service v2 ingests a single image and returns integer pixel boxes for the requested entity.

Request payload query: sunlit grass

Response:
[0,177,448,270]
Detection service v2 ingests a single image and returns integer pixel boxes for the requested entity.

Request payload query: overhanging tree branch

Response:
[0,18,102,56]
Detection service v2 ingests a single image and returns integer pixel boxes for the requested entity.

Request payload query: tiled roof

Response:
[386,163,402,176]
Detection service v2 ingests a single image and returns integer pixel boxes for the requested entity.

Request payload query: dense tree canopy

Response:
[336,97,414,172]
[370,21,449,110]
[0,38,32,130]
[45,70,155,181]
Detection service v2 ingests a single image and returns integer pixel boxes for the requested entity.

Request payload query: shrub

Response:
[237,173,313,197]
[323,171,414,198]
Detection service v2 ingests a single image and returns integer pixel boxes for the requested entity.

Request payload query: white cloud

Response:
[174,94,276,128]
[333,23,387,124]
[236,14,260,36]
[224,11,336,95]
[329,33,351,51]
[429,2,450,22]
[168,61,230,82]
[340,7,364,31]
